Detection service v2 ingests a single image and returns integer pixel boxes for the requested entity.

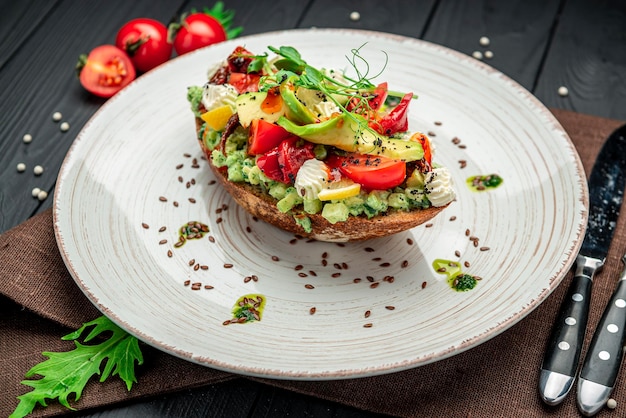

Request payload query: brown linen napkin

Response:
[1,108,624,417]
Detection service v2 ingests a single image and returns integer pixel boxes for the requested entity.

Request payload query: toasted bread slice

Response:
[195,117,449,242]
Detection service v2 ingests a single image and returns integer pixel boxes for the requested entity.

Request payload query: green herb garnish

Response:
[10,316,143,418]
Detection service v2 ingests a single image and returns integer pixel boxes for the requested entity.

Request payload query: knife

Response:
[578,256,626,416]
[539,124,626,406]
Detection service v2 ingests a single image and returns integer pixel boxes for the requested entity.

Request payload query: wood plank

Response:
[0,0,187,233]
[422,0,562,91]
[298,0,437,37]
[533,0,626,120]
[0,0,60,69]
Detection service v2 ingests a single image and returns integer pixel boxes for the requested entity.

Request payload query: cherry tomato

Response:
[115,18,172,73]
[173,13,227,55]
[77,45,136,98]
[326,153,407,190]
[228,72,260,93]
[248,119,294,155]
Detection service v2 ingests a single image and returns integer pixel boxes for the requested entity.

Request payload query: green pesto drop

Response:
[432,258,478,292]
[175,221,209,247]
[227,294,266,324]
[466,174,503,192]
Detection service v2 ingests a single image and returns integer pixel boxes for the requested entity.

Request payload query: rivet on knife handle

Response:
[539,254,602,405]
[577,256,626,417]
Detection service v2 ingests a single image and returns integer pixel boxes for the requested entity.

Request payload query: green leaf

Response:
[204,1,243,40]
[10,316,143,418]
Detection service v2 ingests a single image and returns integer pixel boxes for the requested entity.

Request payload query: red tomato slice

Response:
[173,13,227,55]
[115,18,172,73]
[77,45,136,98]
[228,72,260,93]
[248,119,295,155]
[326,153,407,190]
[412,132,432,166]
[227,46,255,73]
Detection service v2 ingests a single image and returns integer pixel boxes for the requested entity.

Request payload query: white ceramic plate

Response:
[54,29,587,380]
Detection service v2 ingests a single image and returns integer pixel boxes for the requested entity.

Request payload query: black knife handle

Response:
[580,260,626,387]
[541,255,603,376]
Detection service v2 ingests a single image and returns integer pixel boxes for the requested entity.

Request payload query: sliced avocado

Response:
[279,80,317,125]
[235,91,285,128]
[276,113,424,162]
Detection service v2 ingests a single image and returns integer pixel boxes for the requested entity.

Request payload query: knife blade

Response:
[578,256,626,416]
[539,124,626,406]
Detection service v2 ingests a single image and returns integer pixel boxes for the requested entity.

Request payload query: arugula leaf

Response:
[10,316,143,418]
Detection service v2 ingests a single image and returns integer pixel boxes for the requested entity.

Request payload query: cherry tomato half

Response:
[326,153,407,190]
[77,45,136,98]
[115,18,172,73]
[248,119,295,155]
[173,13,227,55]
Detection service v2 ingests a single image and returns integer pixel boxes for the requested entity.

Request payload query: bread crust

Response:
[196,118,448,242]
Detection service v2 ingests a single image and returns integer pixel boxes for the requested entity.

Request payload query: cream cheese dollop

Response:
[202,82,238,112]
[424,167,456,207]
[294,159,329,200]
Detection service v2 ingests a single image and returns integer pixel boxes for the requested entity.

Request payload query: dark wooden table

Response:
[2,1,626,416]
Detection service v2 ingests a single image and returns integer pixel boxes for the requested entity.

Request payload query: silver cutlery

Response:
[539,124,626,407]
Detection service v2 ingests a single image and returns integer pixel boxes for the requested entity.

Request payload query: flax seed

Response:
[407,238,414,245]
[363,323,373,328]
[246,226,252,233]
[365,247,375,252]
[216,217,222,224]
[141,223,149,229]
[437,267,447,273]
[186,181,191,189]
[174,241,184,248]
[341,262,348,269]
[188,259,195,266]
[332,272,341,278]
[194,264,200,271]
[464,261,471,268]
[305,284,315,289]
[379,262,391,267]
[333,263,342,269]
[205,285,214,289]
[178,176,183,183]
[309,307,316,315]
[223,320,231,326]
[401,260,409,268]
[385,306,395,310]
[309,271,317,276]
[271,255,279,261]
[455,250,461,257]
[425,223,433,228]
[294,265,304,271]
[321,259,328,266]
[183,153,191,158]
[191,282,201,290]
[298,272,308,277]
[201,265,209,270]
[322,252,328,258]
[159,239,167,245]
[370,282,379,289]
[209,180,216,185]
[290,238,297,244]
[364,310,371,318]
[173,201,179,207]
[422,281,427,289]
[224,263,233,268]
[176,164,183,169]
[366,276,375,282]
[353,278,362,283]
[159,226,166,232]
[244,276,252,283]
[184,280,190,286]
[252,275,258,282]
[480,246,490,251]
[189,198,196,203]
[449,216,457,221]
[209,236,215,243]
[167,250,173,257]
[465,229,470,236]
